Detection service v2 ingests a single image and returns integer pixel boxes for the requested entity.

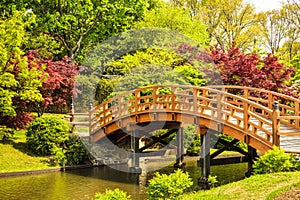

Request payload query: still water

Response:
[0,157,247,200]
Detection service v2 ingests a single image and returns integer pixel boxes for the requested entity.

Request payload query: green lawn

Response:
[0,130,58,173]
[181,171,300,200]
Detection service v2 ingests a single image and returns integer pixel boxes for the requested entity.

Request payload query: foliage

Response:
[1,0,150,62]
[63,135,88,166]
[253,146,298,174]
[97,47,212,103]
[93,189,131,200]
[183,124,201,156]
[258,9,288,54]
[135,5,209,45]
[207,175,218,188]
[197,0,262,51]
[0,11,47,130]
[26,116,87,166]
[209,44,296,96]
[26,51,80,116]
[26,116,69,156]
[106,48,187,76]
[146,169,193,200]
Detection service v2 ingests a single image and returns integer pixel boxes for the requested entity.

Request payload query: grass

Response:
[181,171,300,200]
[0,130,58,173]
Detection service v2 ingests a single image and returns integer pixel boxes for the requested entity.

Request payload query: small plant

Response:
[253,146,297,174]
[146,169,193,200]
[93,189,131,200]
[208,175,218,188]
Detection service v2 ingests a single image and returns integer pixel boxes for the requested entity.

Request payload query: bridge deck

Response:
[229,111,300,152]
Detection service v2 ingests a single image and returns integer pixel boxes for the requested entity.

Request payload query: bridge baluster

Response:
[193,88,198,114]
[243,101,249,132]
[295,102,300,129]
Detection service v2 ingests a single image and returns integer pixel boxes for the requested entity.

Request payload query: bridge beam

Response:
[129,129,142,173]
[174,127,185,169]
[198,132,211,189]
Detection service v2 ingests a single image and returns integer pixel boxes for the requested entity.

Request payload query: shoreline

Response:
[0,164,94,178]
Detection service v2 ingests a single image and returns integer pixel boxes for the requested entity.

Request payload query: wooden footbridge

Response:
[72,84,300,185]
[88,85,300,153]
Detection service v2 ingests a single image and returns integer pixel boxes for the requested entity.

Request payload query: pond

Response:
[0,157,247,200]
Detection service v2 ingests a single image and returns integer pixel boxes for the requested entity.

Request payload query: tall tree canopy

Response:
[135,4,209,45]
[0,0,151,62]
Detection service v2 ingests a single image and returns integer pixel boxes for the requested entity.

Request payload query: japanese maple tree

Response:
[27,51,80,116]
[208,44,296,96]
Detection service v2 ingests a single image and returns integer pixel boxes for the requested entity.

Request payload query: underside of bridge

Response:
[94,116,259,188]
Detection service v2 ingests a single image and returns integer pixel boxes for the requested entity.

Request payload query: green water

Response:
[0,158,247,200]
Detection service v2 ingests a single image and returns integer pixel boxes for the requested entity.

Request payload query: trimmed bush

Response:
[26,116,69,156]
[93,189,131,200]
[146,169,193,200]
[64,135,88,165]
[253,146,298,174]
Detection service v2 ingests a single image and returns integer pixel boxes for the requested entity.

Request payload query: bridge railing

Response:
[208,86,300,133]
[88,84,300,148]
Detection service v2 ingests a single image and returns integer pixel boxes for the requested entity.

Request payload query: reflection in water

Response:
[0,157,247,200]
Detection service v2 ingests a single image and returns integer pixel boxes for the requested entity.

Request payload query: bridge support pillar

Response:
[245,145,257,177]
[130,129,142,174]
[198,132,211,189]
[174,127,185,169]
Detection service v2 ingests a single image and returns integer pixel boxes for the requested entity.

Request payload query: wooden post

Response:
[272,101,280,146]
[174,127,185,169]
[70,103,75,123]
[216,92,222,121]
[198,132,211,189]
[130,129,142,173]
[245,145,257,177]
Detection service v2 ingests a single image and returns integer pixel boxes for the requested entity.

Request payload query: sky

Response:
[247,0,284,11]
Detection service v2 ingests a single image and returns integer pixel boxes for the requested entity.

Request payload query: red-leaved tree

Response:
[27,51,80,116]
[209,45,296,96]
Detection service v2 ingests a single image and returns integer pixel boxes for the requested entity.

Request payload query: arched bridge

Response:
[88,85,300,154]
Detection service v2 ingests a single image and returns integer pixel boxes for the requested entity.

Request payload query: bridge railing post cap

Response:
[273,101,279,110]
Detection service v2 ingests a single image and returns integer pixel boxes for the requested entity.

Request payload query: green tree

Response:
[0,0,150,62]
[258,9,288,54]
[0,11,47,131]
[135,4,209,45]
[276,1,300,62]
[197,0,263,51]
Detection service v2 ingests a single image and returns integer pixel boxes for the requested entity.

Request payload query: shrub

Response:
[146,169,193,200]
[64,135,88,165]
[253,146,298,174]
[186,135,201,156]
[183,124,201,156]
[26,116,69,156]
[93,189,131,200]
